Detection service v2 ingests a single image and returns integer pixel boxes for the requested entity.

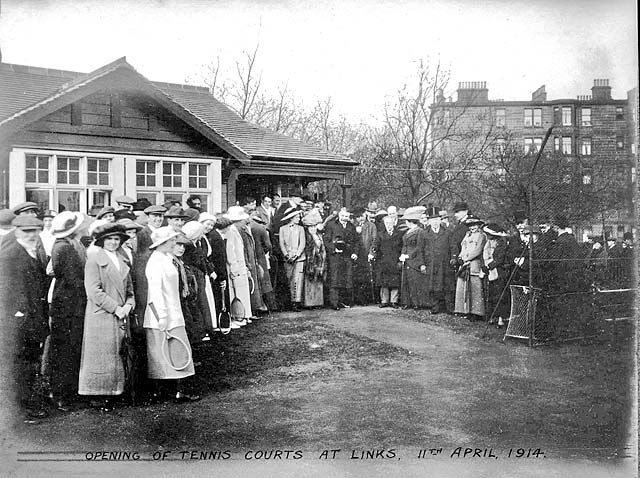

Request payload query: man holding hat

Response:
[323,208,360,310]
[0,215,50,422]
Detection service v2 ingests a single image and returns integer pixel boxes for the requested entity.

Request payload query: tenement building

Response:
[431,80,637,239]
[0,58,356,213]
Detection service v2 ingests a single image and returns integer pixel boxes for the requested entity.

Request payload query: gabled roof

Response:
[0,59,356,166]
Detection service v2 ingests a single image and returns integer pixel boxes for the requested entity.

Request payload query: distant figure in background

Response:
[39,210,57,258]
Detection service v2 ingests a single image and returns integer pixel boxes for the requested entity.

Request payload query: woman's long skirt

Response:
[203,276,217,329]
[401,266,429,308]
[229,272,253,319]
[304,276,323,307]
[146,326,195,379]
[78,313,125,396]
[455,274,485,316]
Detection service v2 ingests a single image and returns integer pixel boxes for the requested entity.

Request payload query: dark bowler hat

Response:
[114,209,136,221]
[452,202,469,213]
[12,201,39,215]
[165,206,188,218]
[144,204,167,215]
[134,198,153,212]
[12,216,43,230]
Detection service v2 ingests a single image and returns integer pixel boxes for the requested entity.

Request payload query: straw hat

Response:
[402,206,426,221]
[88,219,109,237]
[224,206,249,222]
[182,221,205,242]
[463,214,484,226]
[51,211,84,238]
[302,209,323,227]
[281,206,303,223]
[198,212,216,224]
[149,226,180,249]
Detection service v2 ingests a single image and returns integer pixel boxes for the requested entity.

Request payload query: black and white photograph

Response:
[0,0,637,476]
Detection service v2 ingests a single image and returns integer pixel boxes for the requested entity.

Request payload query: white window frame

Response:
[533,108,542,127]
[21,148,114,213]
[581,107,591,126]
[495,108,506,127]
[562,107,572,126]
[134,156,213,210]
[524,108,533,127]
[562,137,572,155]
[581,138,592,156]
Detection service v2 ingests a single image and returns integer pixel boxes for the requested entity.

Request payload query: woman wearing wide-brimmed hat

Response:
[182,221,216,340]
[49,210,87,410]
[399,206,428,309]
[78,223,134,410]
[217,210,252,326]
[279,206,306,311]
[143,226,198,402]
[481,223,510,327]
[454,215,487,319]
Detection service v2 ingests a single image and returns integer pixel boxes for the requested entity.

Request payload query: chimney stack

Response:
[591,79,611,100]
[456,81,488,105]
[531,85,546,102]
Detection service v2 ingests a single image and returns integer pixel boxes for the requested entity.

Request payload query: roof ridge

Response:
[0,62,82,78]
[152,81,210,94]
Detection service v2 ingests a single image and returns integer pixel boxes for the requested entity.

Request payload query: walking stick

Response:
[369,260,376,303]
[400,261,406,306]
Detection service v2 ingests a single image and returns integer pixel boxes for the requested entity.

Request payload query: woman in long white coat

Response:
[216,215,252,327]
[144,226,198,402]
[454,215,487,319]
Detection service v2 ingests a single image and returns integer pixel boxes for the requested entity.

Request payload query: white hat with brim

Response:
[281,207,303,223]
[182,221,205,242]
[198,212,217,224]
[149,226,180,249]
[224,206,249,222]
[401,206,426,221]
[51,211,85,238]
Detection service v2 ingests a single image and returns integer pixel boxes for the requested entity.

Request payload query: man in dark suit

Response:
[254,195,274,229]
[323,208,361,310]
[0,216,50,422]
[0,202,47,267]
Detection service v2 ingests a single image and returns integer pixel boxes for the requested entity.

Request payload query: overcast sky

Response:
[0,0,637,122]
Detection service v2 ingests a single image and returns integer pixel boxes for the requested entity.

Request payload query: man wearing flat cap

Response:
[1,202,48,266]
[0,216,50,422]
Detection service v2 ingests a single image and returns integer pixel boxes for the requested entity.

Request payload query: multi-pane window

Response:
[533,137,542,153]
[562,107,572,126]
[562,137,572,155]
[523,109,533,127]
[189,163,208,189]
[495,109,506,127]
[616,107,624,119]
[554,137,560,152]
[25,154,50,183]
[56,156,81,184]
[88,158,110,186]
[163,162,182,188]
[581,138,592,156]
[524,138,534,154]
[533,109,542,127]
[581,108,591,126]
[616,136,624,150]
[136,161,157,187]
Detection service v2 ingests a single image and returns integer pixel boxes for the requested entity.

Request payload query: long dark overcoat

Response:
[50,237,87,399]
[401,227,428,307]
[423,227,450,293]
[250,220,273,294]
[323,219,360,289]
[374,229,403,288]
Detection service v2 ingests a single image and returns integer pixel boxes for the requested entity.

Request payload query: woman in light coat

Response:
[279,207,306,311]
[144,226,198,402]
[78,223,134,411]
[454,215,487,319]
[216,216,252,327]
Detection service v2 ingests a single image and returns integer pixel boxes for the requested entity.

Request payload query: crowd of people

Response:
[0,193,634,423]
